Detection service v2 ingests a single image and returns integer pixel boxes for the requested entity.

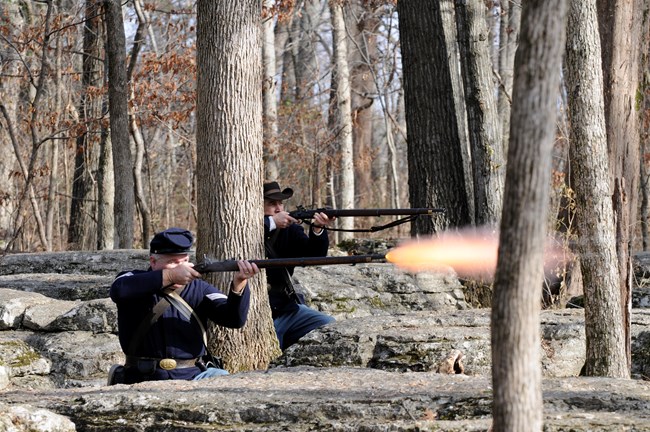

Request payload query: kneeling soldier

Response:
[109,227,258,384]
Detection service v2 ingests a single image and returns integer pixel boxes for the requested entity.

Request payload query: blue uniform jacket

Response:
[264,217,328,318]
[110,268,250,381]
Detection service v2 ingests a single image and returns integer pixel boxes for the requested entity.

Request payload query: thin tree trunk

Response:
[642,141,649,251]
[126,11,152,248]
[455,0,504,225]
[597,0,643,372]
[565,0,628,378]
[443,0,474,224]
[384,86,400,209]
[345,3,401,210]
[345,0,377,208]
[0,1,22,245]
[130,106,152,248]
[295,0,323,202]
[330,0,355,239]
[104,0,134,249]
[7,0,53,251]
[0,105,46,251]
[97,125,114,250]
[497,0,521,155]
[46,26,63,251]
[641,5,650,251]
[279,14,296,104]
[491,1,567,431]
[263,0,280,181]
[26,0,51,251]
[96,10,114,251]
[69,0,103,250]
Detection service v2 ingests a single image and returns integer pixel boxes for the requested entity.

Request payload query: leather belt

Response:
[125,356,198,370]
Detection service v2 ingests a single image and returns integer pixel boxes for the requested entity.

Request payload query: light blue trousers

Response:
[193,367,229,380]
[274,304,335,350]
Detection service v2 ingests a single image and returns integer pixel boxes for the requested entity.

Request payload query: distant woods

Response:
[0,0,648,253]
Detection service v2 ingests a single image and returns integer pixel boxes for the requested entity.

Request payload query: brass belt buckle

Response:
[159,358,177,370]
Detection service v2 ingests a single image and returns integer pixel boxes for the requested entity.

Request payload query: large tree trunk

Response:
[491,1,567,431]
[196,0,279,371]
[565,0,628,378]
[455,0,504,225]
[330,0,355,239]
[398,0,472,233]
[69,0,103,250]
[597,0,644,373]
[104,0,134,249]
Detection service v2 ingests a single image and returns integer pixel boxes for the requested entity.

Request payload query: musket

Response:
[194,254,386,273]
[288,207,445,220]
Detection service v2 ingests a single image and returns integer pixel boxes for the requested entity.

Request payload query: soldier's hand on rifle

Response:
[232,260,260,294]
[162,262,201,290]
[272,211,298,229]
[311,212,335,234]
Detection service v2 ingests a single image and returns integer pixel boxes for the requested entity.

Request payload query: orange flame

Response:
[386,229,499,278]
[385,228,570,278]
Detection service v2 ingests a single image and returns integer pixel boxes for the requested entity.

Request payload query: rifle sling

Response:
[166,290,209,348]
[306,214,420,233]
[126,285,208,357]
[265,229,301,303]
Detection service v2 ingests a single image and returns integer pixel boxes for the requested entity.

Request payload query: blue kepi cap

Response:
[150,228,193,254]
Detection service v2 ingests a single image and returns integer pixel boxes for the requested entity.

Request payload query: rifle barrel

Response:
[196,254,386,273]
[289,207,445,219]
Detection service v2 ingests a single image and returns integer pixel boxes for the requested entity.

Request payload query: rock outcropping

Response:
[1,249,649,431]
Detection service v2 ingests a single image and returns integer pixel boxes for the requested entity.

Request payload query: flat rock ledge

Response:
[2,249,650,431]
[1,367,649,432]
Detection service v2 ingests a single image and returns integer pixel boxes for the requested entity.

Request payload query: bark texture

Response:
[196,0,280,371]
[69,0,103,250]
[491,1,567,431]
[455,0,504,225]
[262,0,280,181]
[597,0,644,373]
[330,0,355,239]
[497,0,521,156]
[398,0,472,233]
[104,0,134,248]
[0,1,23,244]
[346,1,378,209]
[565,0,629,378]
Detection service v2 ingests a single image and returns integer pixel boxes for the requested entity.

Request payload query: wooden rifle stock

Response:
[288,207,445,219]
[195,254,386,273]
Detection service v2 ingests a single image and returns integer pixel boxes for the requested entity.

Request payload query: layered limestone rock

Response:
[1,368,650,431]
[1,249,650,431]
